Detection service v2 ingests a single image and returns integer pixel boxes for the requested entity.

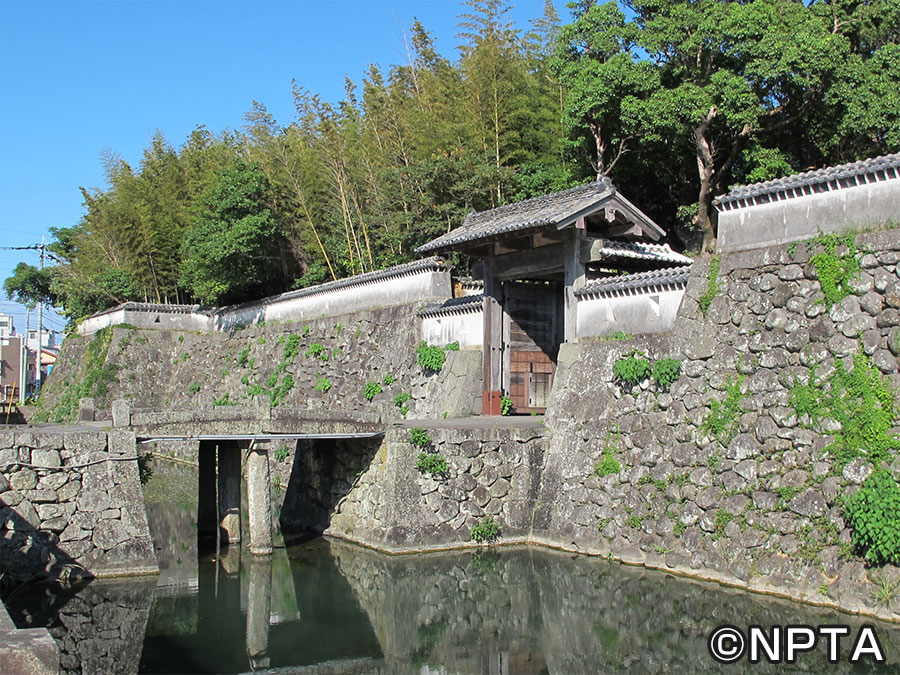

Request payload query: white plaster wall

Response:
[575,288,686,338]
[77,308,125,336]
[78,270,452,336]
[718,179,900,252]
[420,310,483,347]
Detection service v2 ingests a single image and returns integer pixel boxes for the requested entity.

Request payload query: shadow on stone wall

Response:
[279,437,382,536]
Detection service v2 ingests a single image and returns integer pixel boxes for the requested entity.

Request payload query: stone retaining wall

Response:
[278,427,545,552]
[0,429,157,581]
[37,303,482,424]
[538,229,900,620]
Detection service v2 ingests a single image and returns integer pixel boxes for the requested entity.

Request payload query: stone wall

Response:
[0,429,157,581]
[277,426,545,552]
[538,229,900,620]
[37,303,482,424]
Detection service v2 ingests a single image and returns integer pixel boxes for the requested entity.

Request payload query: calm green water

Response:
[7,459,900,674]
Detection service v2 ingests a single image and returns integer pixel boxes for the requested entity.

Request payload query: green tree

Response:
[179,159,282,303]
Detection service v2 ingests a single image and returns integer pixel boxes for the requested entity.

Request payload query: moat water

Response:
[6,459,900,674]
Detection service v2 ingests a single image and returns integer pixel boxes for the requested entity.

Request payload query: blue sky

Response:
[0,0,563,331]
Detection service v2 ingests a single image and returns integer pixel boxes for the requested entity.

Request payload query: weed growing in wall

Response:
[269,374,294,407]
[804,232,861,307]
[236,346,250,367]
[393,392,412,416]
[408,427,432,447]
[612,350,651,384]
[189,382,201,395]
[698,256,721,316]
[383,373,395,386]
[445,341,460,351]
[417,341,446,372]
[789,348,900,466]
[274,444,290,462]
[470,516,500,543]
[415,452,448,477]
[500,395,513,416]
[844,470,900,566]
[305,342,324,359]
[702,375,745,446]
[213,393,234,406]
[363,381,382,401]
[283,334,300,359]
[315,377,332,393]
[651,358,682,389]
[594,428,622,478]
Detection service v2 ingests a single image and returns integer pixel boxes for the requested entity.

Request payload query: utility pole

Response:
[20,310,29,403]
[35,235,45,393]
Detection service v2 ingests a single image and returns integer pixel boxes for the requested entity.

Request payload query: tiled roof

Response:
[590,239,693,266]
[418,294,484,317]
[416,178,664,254]
[575,266,692,300]
[715,153,900,211]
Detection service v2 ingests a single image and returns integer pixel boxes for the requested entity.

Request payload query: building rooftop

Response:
[416,178,665,254]
[575,266,692,300]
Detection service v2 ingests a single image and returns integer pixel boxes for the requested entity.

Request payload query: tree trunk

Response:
[693,107,718,252]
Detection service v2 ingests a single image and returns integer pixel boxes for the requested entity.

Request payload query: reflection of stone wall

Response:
[28,578,155,675]
[332,541,900,674]
[0,429,157,580]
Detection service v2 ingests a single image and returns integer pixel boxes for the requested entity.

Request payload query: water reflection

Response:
[6,458,900,674]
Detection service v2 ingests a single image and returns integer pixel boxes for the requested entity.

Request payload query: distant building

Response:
[25,328,61,352]
[0,335,26,402]
[0,314,15,339]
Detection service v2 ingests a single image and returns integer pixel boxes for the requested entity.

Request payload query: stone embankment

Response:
[35,303,481,425]
[0,428,157,581]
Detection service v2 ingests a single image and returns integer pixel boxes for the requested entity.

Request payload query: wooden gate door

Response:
[504,282,559,414]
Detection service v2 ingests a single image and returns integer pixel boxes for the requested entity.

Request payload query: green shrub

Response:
[303,325,310,336]
[698,256,721,316]
[273,444,290,462]
[417,341,446,372]
[445,341,460,351]
[383,373,395,386]
[267,371,279,388]
[258,336,266,344]
[612,351,651,384]
[652,358,682,389]
[315,377,331,393]
[844,470,900,566]
[702,375,745,446]
[305,342,325,359]
[416,452,448,477]
[408,427,432,447]
[363,381,382,400]
[500,395,513,416]
[470,516,500,543]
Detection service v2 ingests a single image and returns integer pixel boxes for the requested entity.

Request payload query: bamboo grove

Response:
[5,0,898,321]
